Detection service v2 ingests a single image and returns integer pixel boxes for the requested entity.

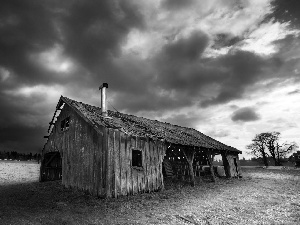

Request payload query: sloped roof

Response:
[60,96,241,153]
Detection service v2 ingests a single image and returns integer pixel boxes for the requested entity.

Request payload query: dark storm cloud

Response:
[1,0,298,153]
[61,0,144,70]
[110,31,211,113]
[212,33,242,49]
[149,47,281,110]
[0,0,145,153]
[0,0,58,85]
[0,126,45,152]
[271,0,300,28]
[152,31,212,96]
[0,92,51,152]
[0,0,145,87]
[161,0,195,10]
[113,32,285,113]
[273,36,300,76]
[231,107,260,122]
[162,31,209,62]
[202,51,285,107]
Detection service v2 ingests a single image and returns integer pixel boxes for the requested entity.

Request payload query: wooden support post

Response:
[182,147,196,187]
[39,163,44,182]
[191,148,202,183]
[221,152,231,178]
[206,151,216,182]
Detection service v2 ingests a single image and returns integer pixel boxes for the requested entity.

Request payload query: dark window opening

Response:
[65,117,70,129]
[61,117,70,132]
[60,120,65,131]
[132,149,142,168]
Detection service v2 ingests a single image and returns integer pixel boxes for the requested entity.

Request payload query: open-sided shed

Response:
[41,84,242,198]
[293,151,300,167]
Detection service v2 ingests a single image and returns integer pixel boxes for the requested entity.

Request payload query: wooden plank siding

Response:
[105,129,166,197]
[43,104,167,198]
[120,132,127,195]
[42,104,106,197]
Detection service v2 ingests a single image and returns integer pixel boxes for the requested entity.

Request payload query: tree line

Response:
[246,132,298,166]
[0,151,41,162]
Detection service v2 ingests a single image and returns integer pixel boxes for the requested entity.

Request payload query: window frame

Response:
[131,148,143,170]
[60,116,70,132]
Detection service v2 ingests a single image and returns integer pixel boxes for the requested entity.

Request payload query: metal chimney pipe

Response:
[99,83,108,117]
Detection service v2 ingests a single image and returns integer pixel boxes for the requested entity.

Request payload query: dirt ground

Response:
[0,162,299,225]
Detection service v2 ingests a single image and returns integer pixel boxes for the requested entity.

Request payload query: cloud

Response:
[0,0,59,86]
[29,44,76,74]
[240,19,299,55]
[267,118,298,131]
[212,33,242,49]
[271,0,300,29]
[229,105,239,110]
[61,0,145,69]
[200,50,279,107]
[161,113,201,129]
[98,0,299,114]
[0,89,54,152]
[288,89,300,95]
[162,31,209,62]
[0,0,146,152]
[206,129,230,138]
[231,107,260,122]
[161,0,196,10]
[0,0,300,153]
[109,31,210,113]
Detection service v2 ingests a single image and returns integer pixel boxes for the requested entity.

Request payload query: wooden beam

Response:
[221,152,231,178]
[194,147,203,183]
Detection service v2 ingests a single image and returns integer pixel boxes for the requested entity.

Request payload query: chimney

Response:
[99,83,108,117]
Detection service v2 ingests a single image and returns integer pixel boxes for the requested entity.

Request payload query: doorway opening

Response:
[40,152,62,181]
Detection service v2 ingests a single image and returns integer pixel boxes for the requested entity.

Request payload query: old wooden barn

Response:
[41,83,242,198]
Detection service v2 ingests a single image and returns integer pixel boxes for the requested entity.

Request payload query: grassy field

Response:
[0,162,299,225]
[0,160,40,184]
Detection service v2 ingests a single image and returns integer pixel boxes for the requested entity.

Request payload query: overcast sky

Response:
[0,0,299,158]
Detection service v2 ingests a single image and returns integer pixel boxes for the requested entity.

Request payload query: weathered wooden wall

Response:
[105,128,166,198]
[43,104,167,198]
[43,104,106,197]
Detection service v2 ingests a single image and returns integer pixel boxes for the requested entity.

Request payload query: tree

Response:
[246,133,269,166]
[28,152,33,160]
[247,132,298,166]
[263,132,298,166]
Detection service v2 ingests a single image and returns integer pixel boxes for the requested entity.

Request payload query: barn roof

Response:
[58,96,241,153]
